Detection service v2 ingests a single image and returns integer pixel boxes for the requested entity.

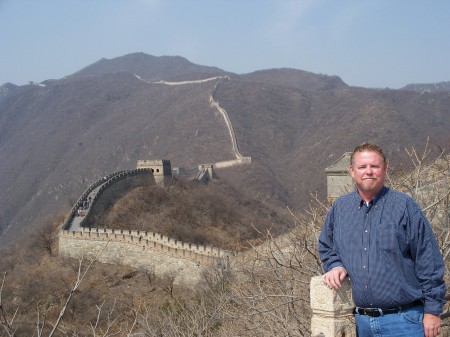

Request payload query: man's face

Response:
[349,151,387,198]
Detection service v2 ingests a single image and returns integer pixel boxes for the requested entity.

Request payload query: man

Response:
[318,143,446,337]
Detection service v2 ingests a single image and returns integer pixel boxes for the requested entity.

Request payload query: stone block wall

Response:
[59,228,233,286]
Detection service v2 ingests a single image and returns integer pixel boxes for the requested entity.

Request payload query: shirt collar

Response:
[353,186,389,207]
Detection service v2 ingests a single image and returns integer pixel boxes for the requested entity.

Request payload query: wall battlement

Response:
[60,227,233,262]
[59,226,234,286]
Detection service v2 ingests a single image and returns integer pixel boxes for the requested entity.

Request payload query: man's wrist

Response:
[331,266,347,273]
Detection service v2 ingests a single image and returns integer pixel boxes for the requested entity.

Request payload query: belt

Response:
[354,300,422,317]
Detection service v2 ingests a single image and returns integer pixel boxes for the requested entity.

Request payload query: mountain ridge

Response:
[1,52,449,248]
[70,52,228,82]
[401,81,450,93]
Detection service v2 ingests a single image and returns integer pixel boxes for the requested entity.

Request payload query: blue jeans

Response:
[354,304,424,337]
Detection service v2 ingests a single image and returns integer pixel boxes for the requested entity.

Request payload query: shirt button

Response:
[365,230,368,233]
[363,266,366,269]
[364,247,367,251]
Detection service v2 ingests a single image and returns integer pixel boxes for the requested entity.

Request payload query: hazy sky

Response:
[1,0,449,88]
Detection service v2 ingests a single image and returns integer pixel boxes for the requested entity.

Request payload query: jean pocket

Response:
[400,308,423,324]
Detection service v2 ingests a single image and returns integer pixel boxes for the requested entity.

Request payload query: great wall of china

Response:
[133,74,252,168]
[59,76,251,285]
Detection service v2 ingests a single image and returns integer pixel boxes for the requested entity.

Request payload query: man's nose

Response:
[365,166,374,174]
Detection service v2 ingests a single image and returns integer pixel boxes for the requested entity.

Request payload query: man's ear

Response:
[349,165,355,178]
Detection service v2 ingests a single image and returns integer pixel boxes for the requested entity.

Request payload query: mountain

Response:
[0,82,18,101]
[1,52,450,248]
[401,81,450,93]
[70,52,227,81]
[240,68,348,91]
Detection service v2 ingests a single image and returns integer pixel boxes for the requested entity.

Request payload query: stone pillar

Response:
[310,276,356,337]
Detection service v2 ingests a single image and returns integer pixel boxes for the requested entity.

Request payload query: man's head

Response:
[349,143,388,201]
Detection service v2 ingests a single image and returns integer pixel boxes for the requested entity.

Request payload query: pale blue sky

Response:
[1,0,449,88]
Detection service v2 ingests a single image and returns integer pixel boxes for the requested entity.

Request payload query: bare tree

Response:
[0,272,19,337]
[140,265,156,291]
[35,222,58,256]
[87,299,123,337]
[47,256,98,337]
[215,201,327,336]
[162,271,176,298]
[136,275,233,337]
[0,241,109,337]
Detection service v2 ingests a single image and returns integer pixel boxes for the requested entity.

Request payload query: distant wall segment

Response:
[61,168,154,230]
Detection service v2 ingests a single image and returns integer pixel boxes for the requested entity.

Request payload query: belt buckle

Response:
[364,308,382,317]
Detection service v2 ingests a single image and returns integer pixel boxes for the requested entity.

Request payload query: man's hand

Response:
[322,266,347,289]
[423,313,441,337]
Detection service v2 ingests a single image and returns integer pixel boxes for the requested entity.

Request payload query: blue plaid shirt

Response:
[318,186,446,314]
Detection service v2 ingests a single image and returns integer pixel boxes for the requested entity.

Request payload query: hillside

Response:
[1,52,450,248]
[91,177,291,251]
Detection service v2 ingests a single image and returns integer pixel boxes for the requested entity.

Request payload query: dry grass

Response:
[93,178,292,251]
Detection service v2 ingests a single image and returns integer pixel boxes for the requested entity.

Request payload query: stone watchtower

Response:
[325,152,354,201]
[136,159,172,187]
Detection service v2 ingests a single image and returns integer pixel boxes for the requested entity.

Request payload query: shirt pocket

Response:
[377,223,399,251]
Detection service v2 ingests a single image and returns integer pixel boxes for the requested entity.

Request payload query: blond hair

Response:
[350,143,386,166]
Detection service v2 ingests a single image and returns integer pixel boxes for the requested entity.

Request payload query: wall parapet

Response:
[78,168,152,228]
[62,168,152,230]
[60,227,234,266]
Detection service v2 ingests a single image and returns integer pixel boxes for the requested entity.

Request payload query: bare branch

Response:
[0,272,18,337]
[47,242,109,337]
